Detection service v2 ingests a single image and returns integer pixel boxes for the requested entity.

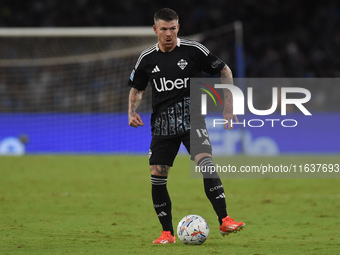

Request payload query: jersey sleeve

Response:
[128,59,149,91]
[196,46,226,75]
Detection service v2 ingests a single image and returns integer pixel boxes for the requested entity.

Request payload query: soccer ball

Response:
[176,214,209,245]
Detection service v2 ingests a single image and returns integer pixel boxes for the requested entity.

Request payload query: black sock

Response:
[198,157,228,225]
[151,175,174,235]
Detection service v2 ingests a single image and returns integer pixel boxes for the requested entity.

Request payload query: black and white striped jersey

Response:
[128,38,225,137]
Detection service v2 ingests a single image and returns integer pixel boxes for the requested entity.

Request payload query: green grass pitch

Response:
[1,155,339,255]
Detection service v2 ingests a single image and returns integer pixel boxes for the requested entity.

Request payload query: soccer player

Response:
[128,8,245,244]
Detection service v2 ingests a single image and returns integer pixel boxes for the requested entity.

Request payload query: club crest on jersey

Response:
[177,59,188,70]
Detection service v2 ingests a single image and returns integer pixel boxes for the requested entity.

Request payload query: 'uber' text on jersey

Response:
[153,77,189,92]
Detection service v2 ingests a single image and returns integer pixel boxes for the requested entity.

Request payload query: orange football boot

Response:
[153,231,176,244]
[219,216,245,236]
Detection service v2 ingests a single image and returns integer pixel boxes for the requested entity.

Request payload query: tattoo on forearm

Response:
[221,65,233,111]
[224,89,232,104]
[151,165,170,176]
[128,88,143,119]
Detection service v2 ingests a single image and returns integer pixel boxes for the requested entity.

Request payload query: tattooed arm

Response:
[128,87,144,127]
[220,65,239,130]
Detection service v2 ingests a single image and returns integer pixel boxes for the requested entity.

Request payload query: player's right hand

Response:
[129,113,144,128]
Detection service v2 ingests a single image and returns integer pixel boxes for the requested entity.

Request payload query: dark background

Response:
[0,1,339,113]
[1,0,339,77]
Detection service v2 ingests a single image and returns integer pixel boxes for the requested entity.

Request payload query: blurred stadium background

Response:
[0,0,339,155]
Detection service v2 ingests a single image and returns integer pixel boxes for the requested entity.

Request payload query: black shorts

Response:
[149,128,212,166]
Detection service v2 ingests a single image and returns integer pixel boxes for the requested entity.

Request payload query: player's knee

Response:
[197,156,220,179]
[150,164,170,176]
[194,153,212,165]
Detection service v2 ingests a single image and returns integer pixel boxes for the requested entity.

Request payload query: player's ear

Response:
[153,24,157,34]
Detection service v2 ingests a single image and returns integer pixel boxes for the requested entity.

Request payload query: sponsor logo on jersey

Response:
[152,65,161,73]
[177,59,188,70]
[153,77,189,92]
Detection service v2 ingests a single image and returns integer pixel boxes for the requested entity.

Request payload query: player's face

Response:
[153,19,179,52]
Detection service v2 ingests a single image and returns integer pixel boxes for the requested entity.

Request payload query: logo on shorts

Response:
[202,139,210,146]
[149,149,152,159]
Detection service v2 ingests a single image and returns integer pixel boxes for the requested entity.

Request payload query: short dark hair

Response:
[154,8,179,24]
